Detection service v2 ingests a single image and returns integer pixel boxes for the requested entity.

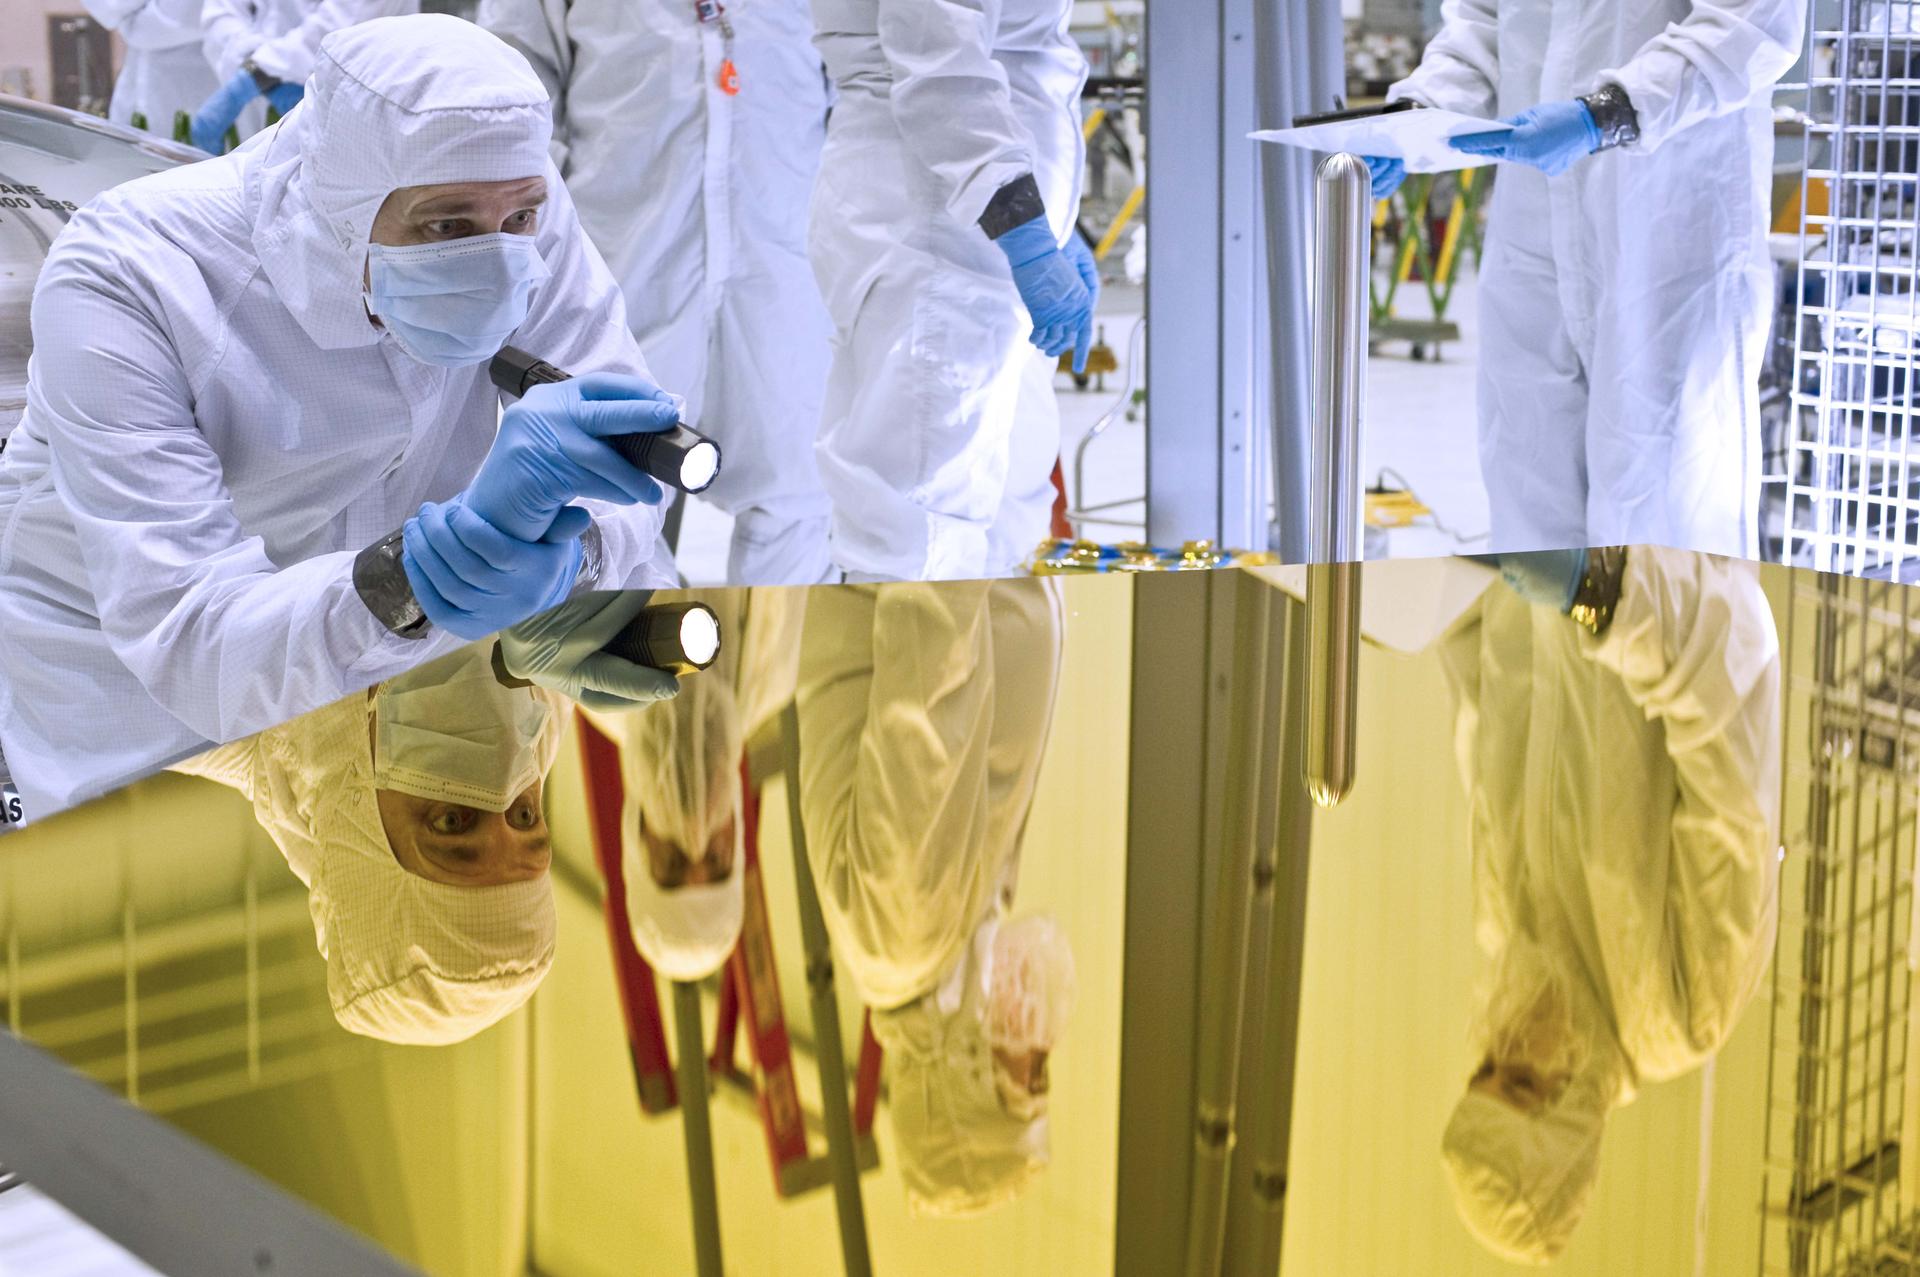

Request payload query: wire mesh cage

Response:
[1782,0,1920,578]
[1763,571,1920,1274]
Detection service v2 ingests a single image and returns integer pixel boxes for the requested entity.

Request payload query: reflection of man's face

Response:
[994,1047,1050,1117]
[641,815,735,888]
[1468,1058,1567,1116]
[377,778,553,887]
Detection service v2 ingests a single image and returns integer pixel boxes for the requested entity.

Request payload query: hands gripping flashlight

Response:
[353,351,724,639]
[489,346,723,496]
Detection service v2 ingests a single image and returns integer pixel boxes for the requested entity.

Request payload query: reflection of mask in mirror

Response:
[373,648,555,811]
[1471,931,1589,1093]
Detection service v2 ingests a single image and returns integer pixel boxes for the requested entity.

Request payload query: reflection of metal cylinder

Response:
[1303,561,1360,807]
[600,600,722,676]
[1303,155,1368,808]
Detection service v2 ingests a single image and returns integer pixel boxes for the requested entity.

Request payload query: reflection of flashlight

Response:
[601,601,722,676]
[489,345,722,495]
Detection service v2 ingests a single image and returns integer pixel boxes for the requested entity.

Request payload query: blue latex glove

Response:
[464,371,677,543]
[1451,100,1601,177]
[264,80,304,115]
[1497,549,1589,613]
[402,498,586,641]
[1362,155,1406,202]
[498,590,682,712]
[190,69,261,154]
[1064,231,1101,311]
[995,215,1096,374]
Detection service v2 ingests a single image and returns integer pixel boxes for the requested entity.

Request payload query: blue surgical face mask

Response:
[364,232,551,368]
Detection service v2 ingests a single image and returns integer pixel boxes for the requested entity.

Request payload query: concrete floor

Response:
[673,262,1489,582]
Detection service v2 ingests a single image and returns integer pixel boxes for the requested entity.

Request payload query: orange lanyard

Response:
[693,0,740,95]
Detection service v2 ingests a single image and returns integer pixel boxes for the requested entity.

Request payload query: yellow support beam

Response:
[1094,184,1145,262]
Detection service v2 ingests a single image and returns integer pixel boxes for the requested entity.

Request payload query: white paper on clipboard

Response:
[1250,108,1512,174]
[1250,558,1499,655]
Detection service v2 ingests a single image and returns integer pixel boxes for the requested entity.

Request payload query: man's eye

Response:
[506,209,537,231]
[426,219,466,237]
[508,800,540,831]
[431,807,478,835]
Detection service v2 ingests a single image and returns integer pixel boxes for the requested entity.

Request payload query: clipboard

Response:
[1250,103,1512,174]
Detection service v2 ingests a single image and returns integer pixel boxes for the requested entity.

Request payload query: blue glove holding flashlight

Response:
[401,498,585,642]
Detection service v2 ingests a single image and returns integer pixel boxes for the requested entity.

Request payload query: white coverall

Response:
[0,16,676,824]
[201,0,417,85]
[809,0,1087,580]
[81,0,221,132]
[479,0,838,587]
[1437,546,1782,1256]
[1391,1,1805,556]
[796,577,1062,1012]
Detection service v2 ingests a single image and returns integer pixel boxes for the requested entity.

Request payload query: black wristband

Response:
[353,529,430,639]
[978,174,1047,240]
[1569,546,1628,636]
[1579,83,1640,151]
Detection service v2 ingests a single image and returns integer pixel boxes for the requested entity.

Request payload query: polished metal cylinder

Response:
[1307,153,1369,564]
[1302,154,1368,809]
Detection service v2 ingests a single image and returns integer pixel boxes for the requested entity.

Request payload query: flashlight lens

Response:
[679,440,720,492]
[678,605,721,668]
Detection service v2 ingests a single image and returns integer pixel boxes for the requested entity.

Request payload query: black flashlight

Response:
[491,598,722,690]
[490,345,723,495]
[600,600,723,676]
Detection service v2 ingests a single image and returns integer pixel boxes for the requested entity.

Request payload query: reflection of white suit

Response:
[795,578,1062,1009]
[1440,547,1782,1084]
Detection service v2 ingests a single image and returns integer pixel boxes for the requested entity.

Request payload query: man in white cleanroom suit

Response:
[0,16,679,825]
[80,0,221,132]
[1435,546,1782,1261]
[1385,1,1805,556]
[809,0,1094,581]
[588,588,804,980]
[796,579,1077,1213]
[173,643,570,1045]
[480,0,839,587]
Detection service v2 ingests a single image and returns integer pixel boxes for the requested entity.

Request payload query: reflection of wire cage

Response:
[1784,0,1920,578]
[0,849,359,1115]
[1763,571,1920,1274]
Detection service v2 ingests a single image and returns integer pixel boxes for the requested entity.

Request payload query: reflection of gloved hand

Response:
[1064,232,1101,311]
[497,590,681,712]
[402,498,584,641]
[1361,155,1406,202]
[1497,549,1588,613]
[1451,100,1601,177]
[995,215,1096,375]
[264,79,303,115]
[190,69,261,154]
[463,372,677,543]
